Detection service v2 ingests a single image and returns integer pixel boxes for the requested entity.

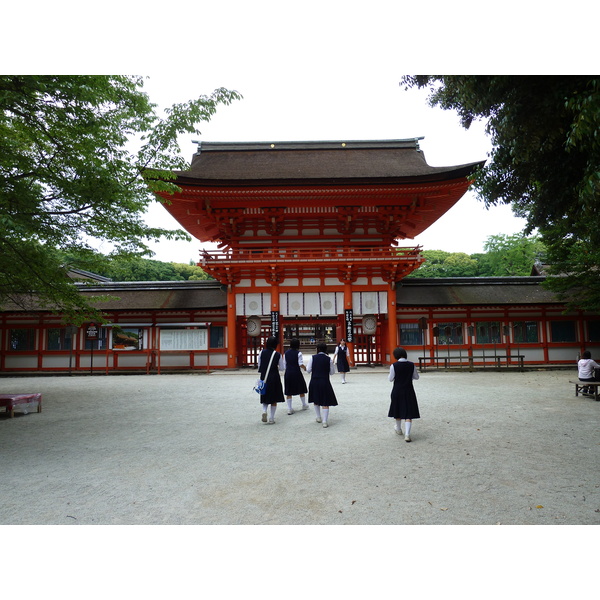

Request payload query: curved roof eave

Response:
[172,139,484,187]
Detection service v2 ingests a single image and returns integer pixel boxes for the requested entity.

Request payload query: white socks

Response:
[314,405,321,420]
[395,420,413,437]
[287,396,308,410]
[262,404,276,420]
[321,408,329,423]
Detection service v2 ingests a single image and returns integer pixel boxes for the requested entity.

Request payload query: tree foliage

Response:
[408,250,478,277]
[480,233,545,276]
[408,234,544,278]
[541,240,600,313]
[61,250,212,282]
[170,262,212,281]
[402,76,600,310]
[0,76,240,323]
[93,256,210,282]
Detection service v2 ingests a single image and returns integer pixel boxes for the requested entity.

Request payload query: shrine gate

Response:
[157,139,482,367]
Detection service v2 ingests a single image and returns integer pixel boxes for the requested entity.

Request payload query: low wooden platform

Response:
[419,355,524,371]
[569,381,600,401]
[0,393,43,418]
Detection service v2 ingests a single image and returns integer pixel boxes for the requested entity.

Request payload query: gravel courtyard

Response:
[1,367,598,526]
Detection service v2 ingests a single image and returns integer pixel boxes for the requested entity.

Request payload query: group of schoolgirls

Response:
[256,337,420,441]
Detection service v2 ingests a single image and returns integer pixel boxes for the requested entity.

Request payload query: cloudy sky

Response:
[8,1,593,265]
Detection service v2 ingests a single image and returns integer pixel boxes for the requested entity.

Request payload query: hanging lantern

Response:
[246,316,262,337]
[362,314,377,335]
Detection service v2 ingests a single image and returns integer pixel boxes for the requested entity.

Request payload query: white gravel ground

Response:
[2,367,598,526]
[1,367,597,597]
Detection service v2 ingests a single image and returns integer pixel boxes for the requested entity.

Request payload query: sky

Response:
[6,2,596,266]
[3,1,594,593]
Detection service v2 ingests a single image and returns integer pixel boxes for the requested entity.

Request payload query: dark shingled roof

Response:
[397,277,561,306]
[176,139,484,186]
[0,281,227,313]
[77,281,227,311]
[2,278,563,314]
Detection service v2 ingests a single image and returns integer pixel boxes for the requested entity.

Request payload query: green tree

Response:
[408,250,451,277]
[99,257,183,282]
[402,76,600,309]
[58,249,212,282]
[541,242,600,312]
[0,75,240,323]
[409,250,478,277]
[171,262,212,281]
[443,252,479,277]
[408,235,543,278]
[479,233,545,276]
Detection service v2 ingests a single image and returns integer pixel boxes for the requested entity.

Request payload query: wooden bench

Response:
[569,381,600,401]
[0,393,43,418]
[419,355,524,372]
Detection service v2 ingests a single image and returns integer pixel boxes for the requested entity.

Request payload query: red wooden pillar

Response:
[541,307,549,364]
[577,311,586,356]
[387,283,398,363]
[227,285,237,368]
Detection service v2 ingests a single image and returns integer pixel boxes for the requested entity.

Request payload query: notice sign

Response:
[86,322,99,375]
[86,323,99,340]
[345,309,354,342]
[271,311,280,337]
[160,329,207,351]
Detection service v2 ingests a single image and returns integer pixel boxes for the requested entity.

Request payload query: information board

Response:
[160,329,207,351]
[86,323,99,340]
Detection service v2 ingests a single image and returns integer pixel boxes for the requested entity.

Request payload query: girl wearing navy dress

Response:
[284,338,308,414]
[258,336,285,424]
[388,347,420,442]
[333,339,351,383]
[307,342,338,428]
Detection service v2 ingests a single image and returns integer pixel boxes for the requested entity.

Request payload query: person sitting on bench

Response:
[577,351,600,394]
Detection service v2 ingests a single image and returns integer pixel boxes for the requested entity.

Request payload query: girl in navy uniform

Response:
[307,342,338,428]
[388,347,420,442]
[258,336,285,424]
[284,338,308,413]
[333,339,351,383]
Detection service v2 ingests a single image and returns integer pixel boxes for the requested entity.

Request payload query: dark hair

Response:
[290,338,300,350]
[317,342,328,353]
[393,347,407,360]
[266,336,278,350]
[582,350,592,359]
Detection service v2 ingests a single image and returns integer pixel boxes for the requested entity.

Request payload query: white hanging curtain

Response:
[235,293,271,316]
[352,291,388,315]
[280,292,343,316]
